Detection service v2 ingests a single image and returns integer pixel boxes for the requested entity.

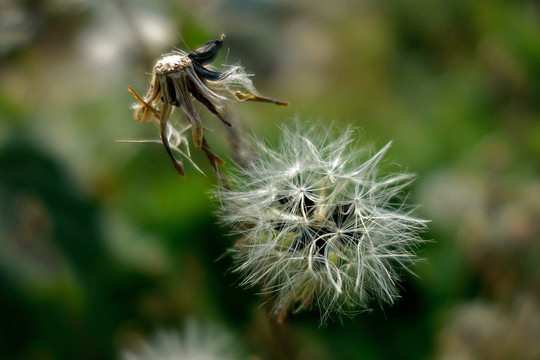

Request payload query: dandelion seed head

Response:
[121,318,244,360]
[216,121,428,323]
[127,34,288,177]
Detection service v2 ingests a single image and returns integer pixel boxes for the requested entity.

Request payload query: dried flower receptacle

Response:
[128,34,288,177]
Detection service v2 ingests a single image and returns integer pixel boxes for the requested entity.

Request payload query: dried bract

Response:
[128,34,288,177]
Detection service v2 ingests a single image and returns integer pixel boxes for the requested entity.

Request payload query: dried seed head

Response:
[128,34,288,178]
[154,55,191,74]
[216,121,428,323]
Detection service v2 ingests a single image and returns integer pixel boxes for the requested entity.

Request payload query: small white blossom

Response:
[216,122,427,322]
[121,318,244,360]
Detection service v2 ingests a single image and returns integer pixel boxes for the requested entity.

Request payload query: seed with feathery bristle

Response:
[215,121,428,323]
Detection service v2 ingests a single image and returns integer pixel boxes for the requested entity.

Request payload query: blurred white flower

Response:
[121,318,244,360]
[216,122,427,322]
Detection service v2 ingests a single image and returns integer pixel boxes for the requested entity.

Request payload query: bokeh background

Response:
[1,0,539,359]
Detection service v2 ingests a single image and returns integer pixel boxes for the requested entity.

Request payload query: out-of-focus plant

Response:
[121,318,246,360]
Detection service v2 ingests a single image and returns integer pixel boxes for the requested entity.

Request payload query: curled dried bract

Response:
[128,34,288,177]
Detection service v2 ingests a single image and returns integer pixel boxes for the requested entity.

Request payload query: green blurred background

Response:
[1,0,539,359]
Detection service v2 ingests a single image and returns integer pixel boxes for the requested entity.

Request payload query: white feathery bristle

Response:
[216,121,428,323]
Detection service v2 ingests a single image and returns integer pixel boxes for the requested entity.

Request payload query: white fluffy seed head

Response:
[216,121,428,323]
[121,318,243,360]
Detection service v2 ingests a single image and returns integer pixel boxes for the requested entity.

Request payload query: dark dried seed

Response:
[166,77,182,107]
[186,79,232,127]
[188,35,225,65]
[192,61,225,81]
